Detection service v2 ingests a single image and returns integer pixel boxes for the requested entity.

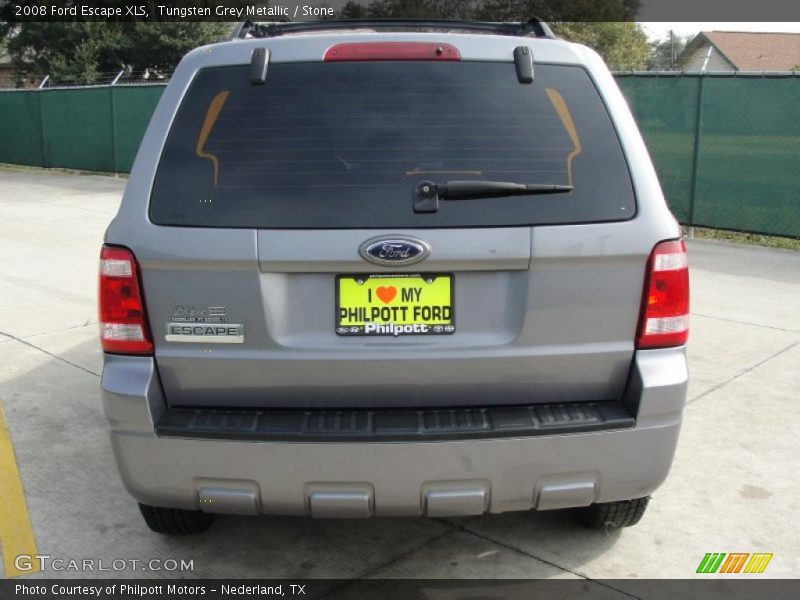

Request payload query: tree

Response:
[337,0,642,23]
[471,0,640,22]
[7,21,229,84]
[7,1,652,82]
[469,1,649,70]
[647,32,690,71]
[343,0,481,19]
[339,1,370,18]
[555,22,650,71]
[333,0,649,71]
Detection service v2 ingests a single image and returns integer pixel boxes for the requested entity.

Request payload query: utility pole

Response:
[670,30,675,69]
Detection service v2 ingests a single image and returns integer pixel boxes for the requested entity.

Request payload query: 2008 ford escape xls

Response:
[99,18,689,534]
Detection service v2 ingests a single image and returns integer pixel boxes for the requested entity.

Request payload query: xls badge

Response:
[171,305,227,323]
[165,305,244,344]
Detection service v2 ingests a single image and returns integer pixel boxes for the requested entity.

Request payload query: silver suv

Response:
[99,19,689,534]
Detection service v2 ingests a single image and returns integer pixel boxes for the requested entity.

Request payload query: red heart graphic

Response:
[376,286,397,304]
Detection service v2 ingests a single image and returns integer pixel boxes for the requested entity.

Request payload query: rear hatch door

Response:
[143,48,643,408]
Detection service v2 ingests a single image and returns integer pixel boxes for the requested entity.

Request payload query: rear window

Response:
[150,61,635,228]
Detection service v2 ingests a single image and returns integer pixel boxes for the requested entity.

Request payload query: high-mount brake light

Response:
[98,245,153,355]
[323,42,461,62]
[636,239,690,349]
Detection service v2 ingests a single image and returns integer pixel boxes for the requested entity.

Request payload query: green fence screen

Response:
[40,87,115,171]
[0,85,164,173]
[0,90,45,167]
[1,76,799,237]
[617,73,800,238]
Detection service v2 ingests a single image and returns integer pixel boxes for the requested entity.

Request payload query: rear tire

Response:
[578,497,650,529]
[138,503,216,534]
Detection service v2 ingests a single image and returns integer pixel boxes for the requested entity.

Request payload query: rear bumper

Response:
[101,347,688,517]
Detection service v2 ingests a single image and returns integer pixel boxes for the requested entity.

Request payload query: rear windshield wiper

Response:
[414,180,572,213]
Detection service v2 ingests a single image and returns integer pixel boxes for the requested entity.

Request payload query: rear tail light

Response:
[636,239,690,349]
[98,245,153,355]
[323,42,460,62]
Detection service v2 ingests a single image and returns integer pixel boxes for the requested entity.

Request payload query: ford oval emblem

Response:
[359,236,431,267]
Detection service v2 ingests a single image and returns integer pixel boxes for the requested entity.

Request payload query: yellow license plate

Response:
[336,274,454,336]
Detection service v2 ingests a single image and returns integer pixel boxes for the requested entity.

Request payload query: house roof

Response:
[685,31,800,71]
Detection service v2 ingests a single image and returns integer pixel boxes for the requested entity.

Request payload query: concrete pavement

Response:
[0,167,798,586]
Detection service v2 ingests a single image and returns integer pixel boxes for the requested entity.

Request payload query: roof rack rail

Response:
[230,18,555,41]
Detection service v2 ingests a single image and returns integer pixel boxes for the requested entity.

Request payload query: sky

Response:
[639,22,800,41]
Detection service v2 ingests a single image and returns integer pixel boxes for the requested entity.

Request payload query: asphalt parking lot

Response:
[0,167,798,586]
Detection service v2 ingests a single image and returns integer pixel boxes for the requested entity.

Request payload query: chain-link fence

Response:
[1,73,799,237]
[3,70,174,90]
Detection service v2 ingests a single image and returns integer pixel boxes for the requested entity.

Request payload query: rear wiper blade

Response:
[434,180,573,199]
[414,180,572,212]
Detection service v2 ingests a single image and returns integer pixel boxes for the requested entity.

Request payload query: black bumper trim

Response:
[155,401,635,442]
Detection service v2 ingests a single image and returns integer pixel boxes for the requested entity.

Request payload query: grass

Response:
[685,226,800,252]
[0,162,128,178]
